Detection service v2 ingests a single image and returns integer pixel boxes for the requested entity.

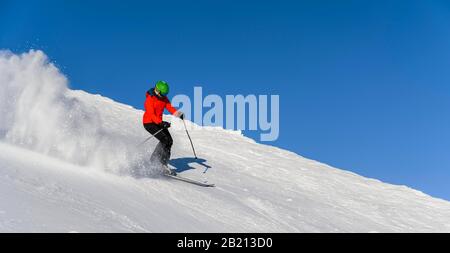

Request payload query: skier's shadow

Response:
[169,157,212,174]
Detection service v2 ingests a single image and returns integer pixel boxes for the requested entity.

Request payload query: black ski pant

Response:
[143,123,173,166]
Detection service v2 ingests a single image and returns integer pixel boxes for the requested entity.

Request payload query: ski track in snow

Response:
[1,50,450,232]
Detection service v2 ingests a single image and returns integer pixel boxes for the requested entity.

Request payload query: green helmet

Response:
[155,80,169,95]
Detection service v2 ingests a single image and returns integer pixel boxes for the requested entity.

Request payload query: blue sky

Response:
[1,0,450,200]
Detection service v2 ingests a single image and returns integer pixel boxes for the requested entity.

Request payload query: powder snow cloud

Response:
[0,50,157,175]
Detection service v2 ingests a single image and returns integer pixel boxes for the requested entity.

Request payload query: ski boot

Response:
[163,165,177,176]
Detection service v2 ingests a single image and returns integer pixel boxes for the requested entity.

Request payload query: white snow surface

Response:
[0,50,449,232]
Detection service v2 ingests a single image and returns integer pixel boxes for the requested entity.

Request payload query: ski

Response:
[164,173,215,187]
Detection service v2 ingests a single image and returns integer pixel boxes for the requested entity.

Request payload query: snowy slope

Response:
[1,50,450,232]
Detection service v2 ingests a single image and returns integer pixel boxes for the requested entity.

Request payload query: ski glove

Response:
[174,110,184,119]
[160,121,171,129]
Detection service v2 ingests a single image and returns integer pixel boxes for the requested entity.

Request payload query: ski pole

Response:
[182,118,198,159]
[137,126,166,147]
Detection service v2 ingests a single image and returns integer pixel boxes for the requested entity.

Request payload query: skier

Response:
[143,80,184,175]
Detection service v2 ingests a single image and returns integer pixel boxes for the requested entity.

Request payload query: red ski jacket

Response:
[143,89,177,124]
